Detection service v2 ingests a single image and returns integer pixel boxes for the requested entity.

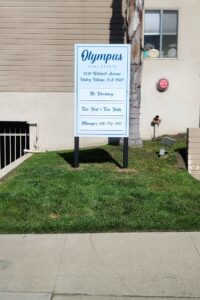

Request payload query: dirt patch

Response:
[49,213,60,220]
[175,152,187,169]
[117,168,138,173]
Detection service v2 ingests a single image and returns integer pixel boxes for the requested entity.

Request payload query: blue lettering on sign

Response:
[81,50,123,64]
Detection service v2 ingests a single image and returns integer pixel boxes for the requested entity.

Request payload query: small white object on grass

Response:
[159,148,166,156]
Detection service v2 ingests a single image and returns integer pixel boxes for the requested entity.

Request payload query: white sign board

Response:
[75,44,130,137]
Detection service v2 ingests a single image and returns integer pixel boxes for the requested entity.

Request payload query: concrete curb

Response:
[0,292,51,300]
[0,153,32,181]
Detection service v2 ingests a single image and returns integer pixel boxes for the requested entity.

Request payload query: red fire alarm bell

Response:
[157,78,169,92]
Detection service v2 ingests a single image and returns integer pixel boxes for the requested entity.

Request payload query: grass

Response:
[0,136,200,233]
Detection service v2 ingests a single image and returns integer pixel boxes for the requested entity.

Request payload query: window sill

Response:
[143,57,179,61]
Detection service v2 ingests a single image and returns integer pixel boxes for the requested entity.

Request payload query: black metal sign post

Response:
[74,136,128,169]
[74,136,79,168]
[123,137,129,169]
[74,45,131,170]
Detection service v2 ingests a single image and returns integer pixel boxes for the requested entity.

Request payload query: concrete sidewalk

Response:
[0,233,200,300]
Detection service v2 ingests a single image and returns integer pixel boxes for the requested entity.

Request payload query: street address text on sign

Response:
[75,44,130,137]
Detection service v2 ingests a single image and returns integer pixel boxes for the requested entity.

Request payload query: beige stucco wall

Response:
[0,0,122,151]
[0,0,200,150]
[141,0,200,139]
[0,93,107,151]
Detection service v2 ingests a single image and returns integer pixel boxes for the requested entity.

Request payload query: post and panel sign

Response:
[75,44,130,137]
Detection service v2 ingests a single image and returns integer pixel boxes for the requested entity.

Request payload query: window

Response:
[144,10,178,58]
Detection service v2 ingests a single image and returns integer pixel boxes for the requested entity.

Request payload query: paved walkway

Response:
[0,233,200,300]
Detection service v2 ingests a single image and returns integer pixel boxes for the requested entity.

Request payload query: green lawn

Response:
[0,136,200,233]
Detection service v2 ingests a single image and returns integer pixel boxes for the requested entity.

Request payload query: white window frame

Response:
[144,9,179,59]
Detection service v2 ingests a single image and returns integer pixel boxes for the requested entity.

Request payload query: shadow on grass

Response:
[59,148,122,168]
[175,147,187,169]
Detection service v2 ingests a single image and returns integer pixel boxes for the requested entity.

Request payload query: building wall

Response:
[0,0,200,150]
[0,93,107,151]
[141,0,200,139]
[0,0,125,150]
[0,0,125,92]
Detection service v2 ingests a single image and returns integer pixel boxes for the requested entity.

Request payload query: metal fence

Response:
[0,122,29,170]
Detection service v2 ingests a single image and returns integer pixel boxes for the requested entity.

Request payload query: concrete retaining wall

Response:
[188,128,200,180]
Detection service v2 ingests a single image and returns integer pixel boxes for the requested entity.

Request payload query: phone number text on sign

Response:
[75,44,130,137]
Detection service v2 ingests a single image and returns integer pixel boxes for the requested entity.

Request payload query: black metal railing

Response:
[0,122,29,170]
